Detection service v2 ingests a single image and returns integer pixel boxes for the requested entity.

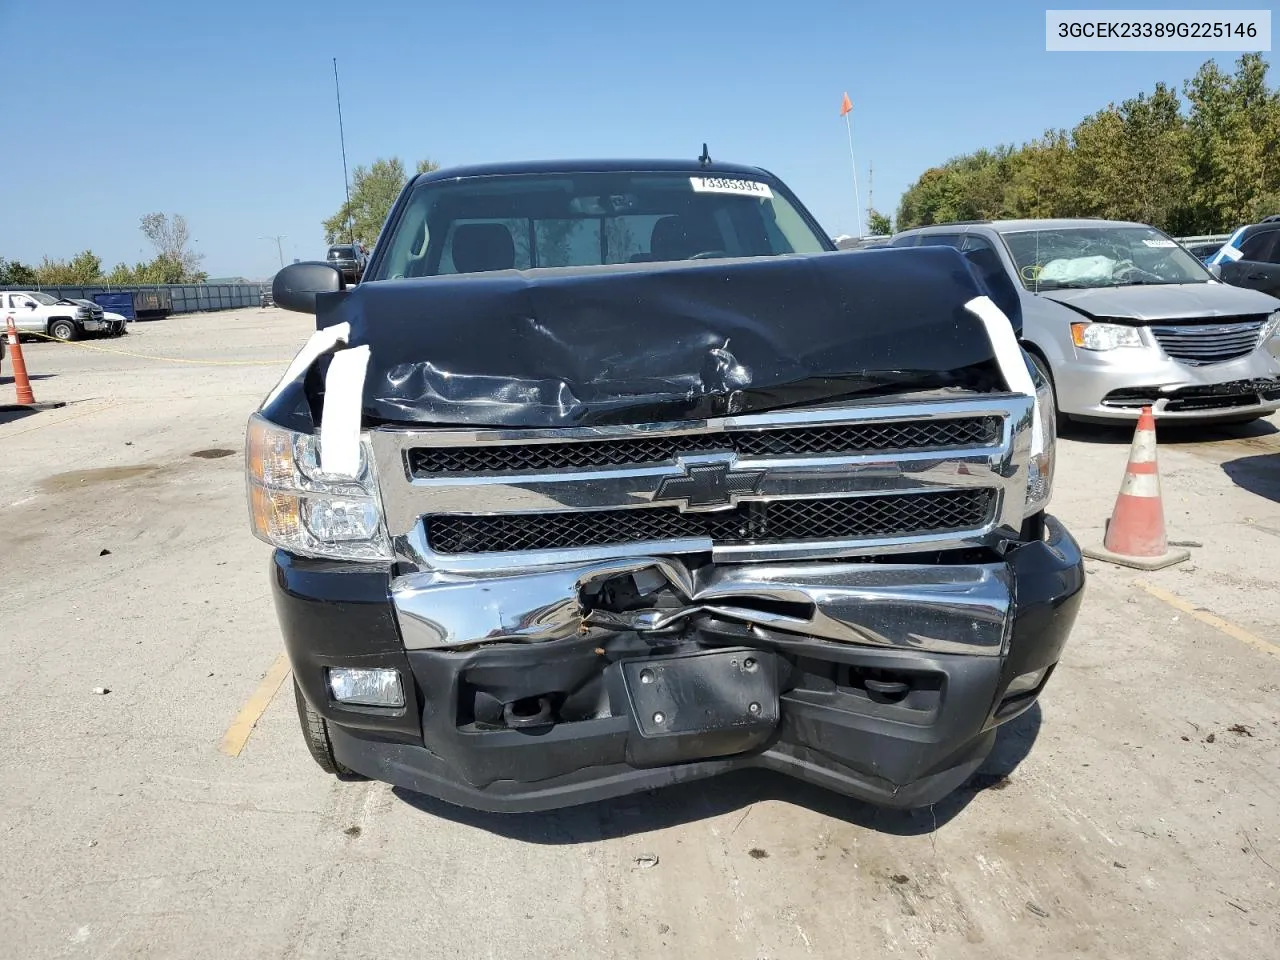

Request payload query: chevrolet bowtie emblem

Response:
[653,462,765,510]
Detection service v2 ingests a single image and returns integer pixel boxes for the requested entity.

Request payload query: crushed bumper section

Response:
[274,517,1084,813]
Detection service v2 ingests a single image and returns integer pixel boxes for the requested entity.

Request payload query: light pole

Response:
[260,235,286,271]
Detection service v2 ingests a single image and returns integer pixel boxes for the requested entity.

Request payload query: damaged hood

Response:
[1040,281,1280,323]
[297,247,1016,429]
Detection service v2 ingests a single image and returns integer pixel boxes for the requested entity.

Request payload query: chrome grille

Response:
[426,490,996,555]
[408,416,1002,476]
[1150,316,1268,366]
[371,395,1034,569]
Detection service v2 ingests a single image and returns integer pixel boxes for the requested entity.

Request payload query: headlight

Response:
[1024,356,1056,517]
[1261,310,1280,341]
[245,413,391,561]
[1070,322,1143,351]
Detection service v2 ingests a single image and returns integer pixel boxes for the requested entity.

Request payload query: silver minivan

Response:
[890,219,1280,425]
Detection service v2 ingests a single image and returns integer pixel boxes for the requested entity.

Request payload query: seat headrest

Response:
[649,215,721,261]
[452,223,516,274]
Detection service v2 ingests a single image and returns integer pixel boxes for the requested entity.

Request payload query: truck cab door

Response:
[8,294,40,331]
[1218,227,1280,298]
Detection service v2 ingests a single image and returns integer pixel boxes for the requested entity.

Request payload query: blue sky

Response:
[2,1,1272,279]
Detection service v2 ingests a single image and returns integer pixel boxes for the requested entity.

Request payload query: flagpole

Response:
[843,109,863,238]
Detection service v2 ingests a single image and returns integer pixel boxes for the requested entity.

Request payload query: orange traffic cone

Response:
[5,317,36,404]
[1084,406,1190,570]
[2,316,65,412]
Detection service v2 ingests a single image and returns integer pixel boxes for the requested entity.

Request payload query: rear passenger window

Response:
[917,234,964,248]
[1239,229,1280,264]
[535,219,601,268]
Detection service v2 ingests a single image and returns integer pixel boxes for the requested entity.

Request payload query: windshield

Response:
[1000,225,1213,291]
[30,292,57,305]
[371,170,829,280]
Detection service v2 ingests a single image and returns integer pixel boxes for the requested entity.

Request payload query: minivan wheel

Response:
[292,679,361,778]
[49,319,78,342]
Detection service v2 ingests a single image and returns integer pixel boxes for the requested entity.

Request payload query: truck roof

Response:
[904,218,1157,233]
[413,158,777,184]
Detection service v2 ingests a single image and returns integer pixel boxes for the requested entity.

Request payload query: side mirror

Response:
[1208,263,1223,280]
[26,302,37,309]
[272,261,345,314]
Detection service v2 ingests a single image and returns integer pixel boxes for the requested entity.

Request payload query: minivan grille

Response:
[1150,316,1268,366]
[409,416,1002,476]
[426,489,996,555]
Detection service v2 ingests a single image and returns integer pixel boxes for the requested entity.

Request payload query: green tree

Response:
[323,157,441,247]
[140,212,205,281]
[866,210,892,235]
[1005,130,1078,219]
[1184,53,1280,230]
[0,257,37,285]
[35,250,104,284]
[896,53,1279,235]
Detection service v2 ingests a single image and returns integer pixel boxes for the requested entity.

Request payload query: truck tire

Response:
[49,318,79,342]
[292,678,360,777]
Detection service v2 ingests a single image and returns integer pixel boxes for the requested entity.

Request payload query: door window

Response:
[1239,228,1280,264]
[917,233,964,248]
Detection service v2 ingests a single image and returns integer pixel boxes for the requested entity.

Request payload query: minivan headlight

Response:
[1261,310,1280,341]
[1070,321,1143,351]
[245,413,391,561]
[1024,357,1056,516]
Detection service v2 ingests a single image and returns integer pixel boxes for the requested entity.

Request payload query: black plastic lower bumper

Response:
[272,516,1085,813]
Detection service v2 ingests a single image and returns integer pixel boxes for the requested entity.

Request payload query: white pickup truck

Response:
[2,291,126,341]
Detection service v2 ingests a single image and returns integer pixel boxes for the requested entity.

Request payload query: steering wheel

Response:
[1113,261,1162,282]
[688,250,730,260]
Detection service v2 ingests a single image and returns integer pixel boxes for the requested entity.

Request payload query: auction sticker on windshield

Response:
[690,176,773,198]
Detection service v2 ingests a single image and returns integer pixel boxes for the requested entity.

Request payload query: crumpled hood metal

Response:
[308,247,1014,429]
[1040,282,1280,323]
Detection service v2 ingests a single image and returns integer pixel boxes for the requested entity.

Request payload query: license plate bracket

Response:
[621,648,779,739]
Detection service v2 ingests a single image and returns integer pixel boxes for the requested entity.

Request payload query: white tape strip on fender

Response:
[263,322,351,408]
[964,295,1043,451]
[319,344,370,478]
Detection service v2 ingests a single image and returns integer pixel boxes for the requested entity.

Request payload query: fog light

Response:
[328,668,404,707]
[1006,666,1050,698]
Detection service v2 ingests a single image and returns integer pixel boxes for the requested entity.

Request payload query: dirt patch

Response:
[190,449,236,460]
[39,465,165,492]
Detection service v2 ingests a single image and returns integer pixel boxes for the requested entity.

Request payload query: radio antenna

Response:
[334,57,354,245]
[698,143,712,167]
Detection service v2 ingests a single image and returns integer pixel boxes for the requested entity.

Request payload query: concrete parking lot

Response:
[3,309,1278,959]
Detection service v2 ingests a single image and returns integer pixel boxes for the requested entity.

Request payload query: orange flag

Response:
[840,92,853,117]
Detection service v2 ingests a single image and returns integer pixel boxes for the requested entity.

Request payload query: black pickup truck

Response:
[249,158,1084,813]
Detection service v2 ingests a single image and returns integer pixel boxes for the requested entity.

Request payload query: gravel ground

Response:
[2,309,1277,959]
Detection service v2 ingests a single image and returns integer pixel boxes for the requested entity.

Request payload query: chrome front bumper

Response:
[391,555,1013,656]
[1055,338,1280,421]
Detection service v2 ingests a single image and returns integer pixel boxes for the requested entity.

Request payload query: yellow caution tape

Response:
[18,330,289,366]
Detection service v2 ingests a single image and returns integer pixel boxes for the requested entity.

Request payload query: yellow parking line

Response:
[1135,580,1280,660]
[219,653,292,757]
